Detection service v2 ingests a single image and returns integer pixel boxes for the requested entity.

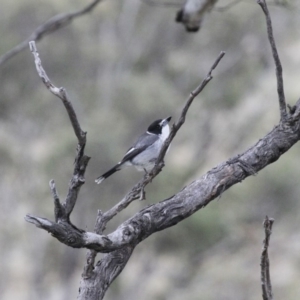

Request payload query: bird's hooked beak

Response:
[161,116,172,127]
[165,116,172,123]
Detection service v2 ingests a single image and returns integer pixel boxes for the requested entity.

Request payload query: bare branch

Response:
[261,216,274,300]
[28,41,90,221]
[0,0,103,67]
[49,179,60,203]
[78,245,135,300]
[25,105,300,252]
[257,0,287,121]
[29,41,86,146]
[153,51,225,173]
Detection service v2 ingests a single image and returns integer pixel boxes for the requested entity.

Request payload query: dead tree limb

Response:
[261,216,274,300]
[25,1,300,299]
[0,0,103,67]
[25,41,225,298]
[27,40,90,232]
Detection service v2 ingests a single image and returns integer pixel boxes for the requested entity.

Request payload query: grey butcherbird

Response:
[95,116,172,184]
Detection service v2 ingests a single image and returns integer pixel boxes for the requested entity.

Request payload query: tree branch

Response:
[25,107,300,252]
[29,41,86,146]
[79,51,225,285]
[0,0,103,67]
[257,0,287,121]
[261,216,274,300]
[24,4,300,298]
[27,41,90,224]
[153,51,225,170]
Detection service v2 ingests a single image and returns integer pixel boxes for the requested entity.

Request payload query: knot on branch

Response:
[53,222,85,248]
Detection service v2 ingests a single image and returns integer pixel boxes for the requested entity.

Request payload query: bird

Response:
[95,116,172,184]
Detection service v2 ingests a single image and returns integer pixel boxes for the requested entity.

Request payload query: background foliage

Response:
[1,0,300,299]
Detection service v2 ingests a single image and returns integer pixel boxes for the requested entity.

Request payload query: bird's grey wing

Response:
[120,133,158,163]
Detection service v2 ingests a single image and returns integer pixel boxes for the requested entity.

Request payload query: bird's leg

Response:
[139,187,146,201]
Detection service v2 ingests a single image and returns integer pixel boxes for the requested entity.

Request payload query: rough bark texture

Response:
[25,99,300,300]
[78,246,135,299]
[26,108,300,253]
[24,1,299,298]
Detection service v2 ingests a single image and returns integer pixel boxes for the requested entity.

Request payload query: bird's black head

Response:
[147,116,171,135]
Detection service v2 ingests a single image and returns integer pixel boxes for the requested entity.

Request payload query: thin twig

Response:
[154,51,226,171]
[29,41,86,145]
[261,216,274,300]
[0,0,103,67]
[257,0,287,121]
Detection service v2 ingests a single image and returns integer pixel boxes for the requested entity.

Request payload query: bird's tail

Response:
[95,163,122,184]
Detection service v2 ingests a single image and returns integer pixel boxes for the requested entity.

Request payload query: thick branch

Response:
[25,108,300,252]
[0,0,103,67]
[257,0,287,121]
[261,216,274,300]
[79,246,135,299]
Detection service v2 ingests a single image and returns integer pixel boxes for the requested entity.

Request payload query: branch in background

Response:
[0,0,103,67]
[175,0,219,32]
[261,216,274,300]
[257,0,287,121]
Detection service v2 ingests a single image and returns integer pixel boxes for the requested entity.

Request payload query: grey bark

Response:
[24,1,298,298]
[26,103,300,298]
[26,110,300,253]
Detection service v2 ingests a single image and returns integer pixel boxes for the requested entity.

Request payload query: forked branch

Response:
[26,41,90,225]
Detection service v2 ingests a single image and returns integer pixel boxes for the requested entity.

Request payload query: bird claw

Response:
[139,188,146,201]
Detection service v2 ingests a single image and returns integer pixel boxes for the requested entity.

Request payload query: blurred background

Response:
[1,0,300,299]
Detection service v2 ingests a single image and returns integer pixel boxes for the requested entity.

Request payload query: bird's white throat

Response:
[160,124,170,141]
